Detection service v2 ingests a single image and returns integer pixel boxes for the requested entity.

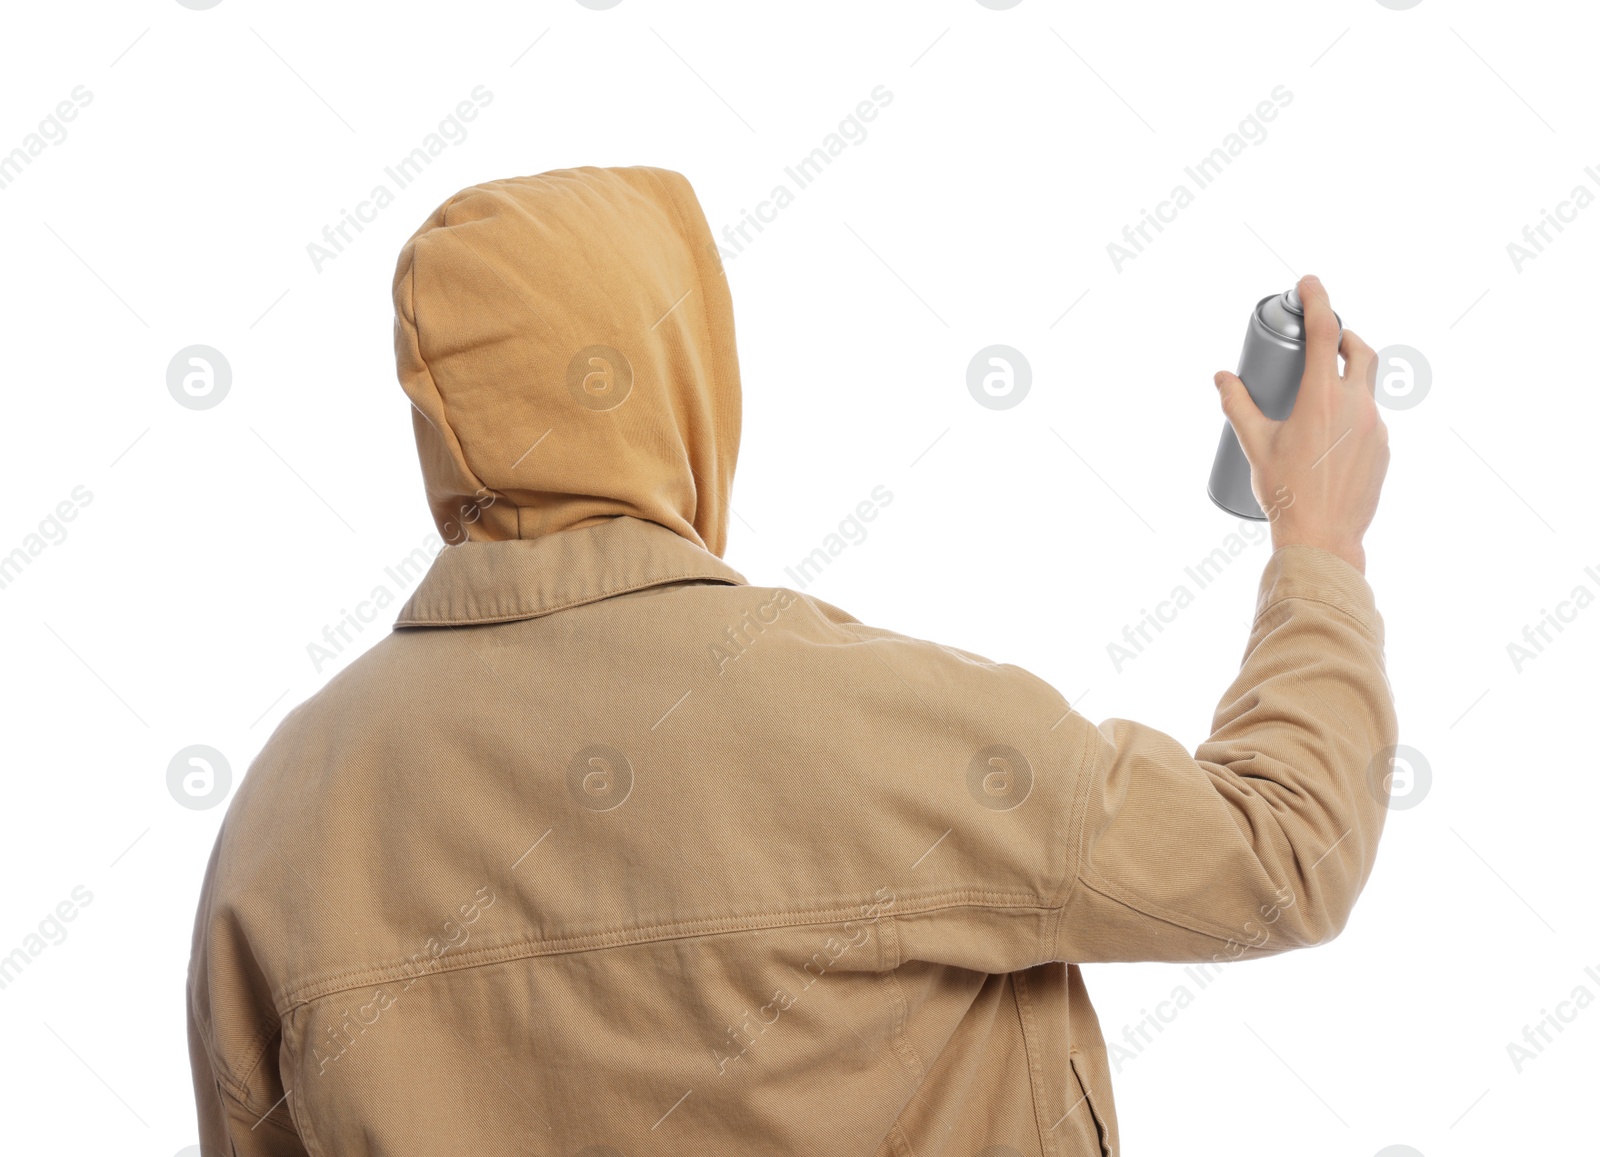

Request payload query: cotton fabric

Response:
[187,165,1398,1156]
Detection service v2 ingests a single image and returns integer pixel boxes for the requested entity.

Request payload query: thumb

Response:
[1213,370,1266,454]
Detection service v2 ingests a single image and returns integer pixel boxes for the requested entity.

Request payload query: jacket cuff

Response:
[1254,543,1383,642]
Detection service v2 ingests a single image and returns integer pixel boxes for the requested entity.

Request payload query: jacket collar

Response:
[393,515,748,628]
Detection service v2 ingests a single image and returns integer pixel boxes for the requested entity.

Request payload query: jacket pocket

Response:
[1068,1048,1113,1156]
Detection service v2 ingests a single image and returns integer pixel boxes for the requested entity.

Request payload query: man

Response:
[187,165,1394,1155]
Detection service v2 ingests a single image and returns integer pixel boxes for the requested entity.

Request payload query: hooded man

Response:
[187,165,1396,1156]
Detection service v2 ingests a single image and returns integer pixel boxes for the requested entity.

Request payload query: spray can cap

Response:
[1259,284,1306,341]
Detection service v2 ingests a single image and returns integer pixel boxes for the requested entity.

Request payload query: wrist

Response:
[1269,533,1365,575]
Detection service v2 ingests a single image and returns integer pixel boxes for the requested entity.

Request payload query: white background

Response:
[1,1,1595,1153]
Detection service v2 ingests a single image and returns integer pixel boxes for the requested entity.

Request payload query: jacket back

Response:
[186,166,1398,1157]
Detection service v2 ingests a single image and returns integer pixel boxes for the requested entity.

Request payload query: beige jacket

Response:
[187,166,1398,1156]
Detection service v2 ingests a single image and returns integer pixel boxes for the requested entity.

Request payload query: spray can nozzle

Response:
[1258,285,1309,342]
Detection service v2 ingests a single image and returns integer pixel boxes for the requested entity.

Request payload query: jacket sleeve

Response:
[1052,543,1399,964]
[186,829,311,1157]
[187,1002,310,1157]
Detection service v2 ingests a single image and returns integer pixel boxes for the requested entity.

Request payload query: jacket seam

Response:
[1073,869,1287,954]
[887,1122,917,1157]
[1011,967,1058,1157]
[198,996,280,1111]
[276,890,1059,1014]
[878,914,925,1087]
[1068,1051,1113,1156]
[191,900,288,1114]
[231,1021,282,1107]
[1051,713,1100,961]
[282,1006,325,1157]
[394,567,743,627]
[216,1072,298,1137]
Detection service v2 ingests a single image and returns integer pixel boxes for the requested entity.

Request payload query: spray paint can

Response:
[1206,285,1341,520]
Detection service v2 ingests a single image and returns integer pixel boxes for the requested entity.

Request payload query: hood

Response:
[391,166,741,556]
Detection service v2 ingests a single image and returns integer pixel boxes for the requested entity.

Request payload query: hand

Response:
[1212,274,1390,575]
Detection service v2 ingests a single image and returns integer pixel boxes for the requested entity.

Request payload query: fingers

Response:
[1339,327,1378,393]
[1213,369,1267,455]
[1297,274,1342,386]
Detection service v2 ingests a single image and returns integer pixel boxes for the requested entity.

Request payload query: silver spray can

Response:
[1206,284,1341,520]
